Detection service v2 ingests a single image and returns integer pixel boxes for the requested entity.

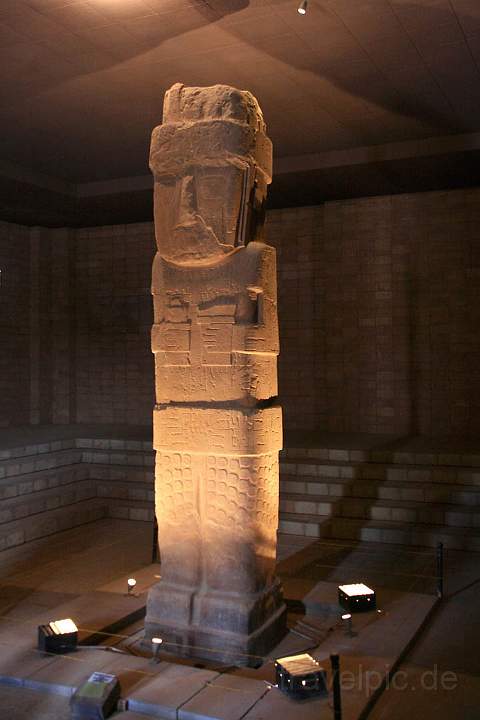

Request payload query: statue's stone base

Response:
[144,580,287,666]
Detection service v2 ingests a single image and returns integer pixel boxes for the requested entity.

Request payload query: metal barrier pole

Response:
[436,542,444,599]
[152,515,160,564]
[330,654,342,720]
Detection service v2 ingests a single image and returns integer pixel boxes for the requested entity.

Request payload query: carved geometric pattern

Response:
[205,453,278,528]
[155,452,194,526]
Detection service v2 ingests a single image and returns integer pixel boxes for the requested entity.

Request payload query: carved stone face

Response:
[153,161,251,264]
[150,83,272,265]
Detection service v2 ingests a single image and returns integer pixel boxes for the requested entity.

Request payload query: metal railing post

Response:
[436,541,444,599]
[330,653,342,720]
[152,515,160,564]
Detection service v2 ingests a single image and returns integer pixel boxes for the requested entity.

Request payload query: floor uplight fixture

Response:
[341,612,354,637]
[297,0,308,14]
[151,636,163,663]
[275,653,327,697]
[338,583,376,612]
[38,618,78,653]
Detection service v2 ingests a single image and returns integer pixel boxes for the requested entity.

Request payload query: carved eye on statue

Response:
[193,164,249,249]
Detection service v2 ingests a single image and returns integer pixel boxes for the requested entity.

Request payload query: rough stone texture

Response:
[144,83,286,664]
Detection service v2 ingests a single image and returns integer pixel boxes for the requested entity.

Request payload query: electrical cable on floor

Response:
[76,645,131,655]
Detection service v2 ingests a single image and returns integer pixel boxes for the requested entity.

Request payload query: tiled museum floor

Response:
[368,549,480,719]
[0,518,152,596]
[0,519,479,718]
[0,519,152,719]
[276,535,480,718]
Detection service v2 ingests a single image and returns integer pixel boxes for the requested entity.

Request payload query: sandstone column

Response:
[144,83,286,665]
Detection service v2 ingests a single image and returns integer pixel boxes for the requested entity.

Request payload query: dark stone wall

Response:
[268,191,480,436]
[0,222,30,426]
[2,186,480,436]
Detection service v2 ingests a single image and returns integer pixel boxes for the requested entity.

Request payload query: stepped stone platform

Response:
[280,432,480,551]
[0,553,437,720]
[0,425,154,555]
[0,425,479,557]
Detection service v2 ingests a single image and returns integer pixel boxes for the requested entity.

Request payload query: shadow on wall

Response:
[404,250,476,438]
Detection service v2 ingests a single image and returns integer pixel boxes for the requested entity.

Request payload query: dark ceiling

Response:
[2,0,480,226]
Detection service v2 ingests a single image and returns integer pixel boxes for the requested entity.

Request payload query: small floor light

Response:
[297,0,308,14]
[127,578,137,596]
[151,636,163,663]
[275,653,327,697]
[38,618,78,654]
[341,612,354,637]
[338,583,376,613]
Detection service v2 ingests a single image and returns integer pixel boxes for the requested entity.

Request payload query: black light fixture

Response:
[275,653,327,697]
[38,618,78,654]
[297,0,308,14]
[338,583,377,613]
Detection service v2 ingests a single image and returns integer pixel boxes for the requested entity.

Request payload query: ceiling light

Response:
[297,0,307,14]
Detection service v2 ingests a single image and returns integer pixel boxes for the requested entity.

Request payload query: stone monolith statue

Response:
[144,83,286,665]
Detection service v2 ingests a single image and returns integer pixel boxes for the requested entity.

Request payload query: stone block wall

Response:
[1,186,480,436]
[267,190,480,435]
[29,227,75,426]
[75,223,155,425]
[0,221,30,426]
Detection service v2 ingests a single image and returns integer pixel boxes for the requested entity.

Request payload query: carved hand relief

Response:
[146,83,285,664]
[151,244,279,403]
